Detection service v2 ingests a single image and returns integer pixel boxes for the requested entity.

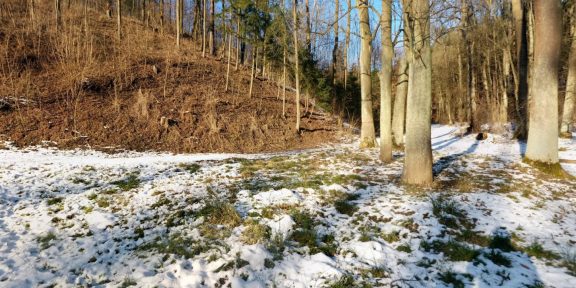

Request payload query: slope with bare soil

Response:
[0,1,339,153]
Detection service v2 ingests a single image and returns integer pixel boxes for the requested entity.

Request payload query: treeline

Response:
[17,0,576,186]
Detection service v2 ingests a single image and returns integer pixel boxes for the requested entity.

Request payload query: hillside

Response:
[0,1,340,153]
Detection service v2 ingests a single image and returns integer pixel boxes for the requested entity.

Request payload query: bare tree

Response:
[512,0,529,140]
[402,0,433,185]
[344,0,351,89]
[55,0,62,30]
[392,56,408,147]
[379,0,393,162]
[561,3,576,138]
[359,0,376,148]
[526,0,562,164]
[331,0,339,85]
[117,0,121,40]
[294,0,302,132]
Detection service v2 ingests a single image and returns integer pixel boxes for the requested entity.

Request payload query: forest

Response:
[0,0,575,287]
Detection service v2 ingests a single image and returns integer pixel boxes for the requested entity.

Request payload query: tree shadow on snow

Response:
[433,141,479,177]
[465,227,544,287]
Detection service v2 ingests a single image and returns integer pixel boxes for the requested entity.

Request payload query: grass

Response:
[523,159,574,180]
[120,277,137,287]
[382,231,401,243]
[561,250,576,276]
[522,241,560,260]
[241,220,270,244]
[138,233,209,259]
[96,197,110,208]
[438,271,473,288]
[46,197,63,206]
[328,275,356,288]
[421,240,479,262]
[179,163,201,174]
[483,250,512,267]
[198,201,242,227]
[37,232,58,250]
[111,175,140,191]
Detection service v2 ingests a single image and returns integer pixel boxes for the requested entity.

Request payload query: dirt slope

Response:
[0,1,340,153]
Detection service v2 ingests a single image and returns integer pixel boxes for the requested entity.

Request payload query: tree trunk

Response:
[402,0,433,185]
[202,0,207,57]
[55,0,61,30]
[117,0,122,40]
[331,0,339,85]
[511,0,529,140]
[561,4,576,137]
[210,0,215,55]
[160,0,164,34]
[225,31,232,91]
[358,0,376,148]
[235,16,240,70]
[461,0,474,131]
[304,0,312,52]
[379,0,393,162]
[526,0,561,164]
[176,0,181,46]
[249,48,256,98]
[344,0,351,89]
[293,0,301,132]
[392,56,408,146]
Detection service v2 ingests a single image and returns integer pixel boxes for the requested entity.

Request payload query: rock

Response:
[476,132,488,140]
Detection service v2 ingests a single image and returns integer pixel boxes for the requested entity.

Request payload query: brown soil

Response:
[0,2,340,154]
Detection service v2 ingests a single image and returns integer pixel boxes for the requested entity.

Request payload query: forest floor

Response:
[1,125,576,288]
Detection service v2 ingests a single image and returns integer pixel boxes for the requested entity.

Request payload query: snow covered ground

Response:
[0,125,575,288]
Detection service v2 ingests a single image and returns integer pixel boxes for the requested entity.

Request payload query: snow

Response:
[0,125,575,287]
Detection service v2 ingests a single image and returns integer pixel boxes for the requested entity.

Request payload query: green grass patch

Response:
[112,175,140,191]
[37,232,58,250]
[179,163,201,174]
[46,197,63,206]
[438,271,473,288]
[421,240,479,262]
[198,201,242,227]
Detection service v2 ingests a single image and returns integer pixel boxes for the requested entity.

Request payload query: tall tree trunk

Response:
[561,4,576,137]
[235,16,240,70]
[403,0,433,185]
[160,0,164,34]
[461,0,474,132]
[512,0,529,140]
[55,0,61,30]
[304,0,312,52]
[29,0,35,25]
[379,0,393,162]
[358,0,376,148]
[202,0,207,57]
[392,56,408,146]
[225,31,232,91]
[117,0,122,40]
[293,0,301,132]
[344,0,351,89]
[176,0,181,46]
[526,0,561,164]
[210,0,215,55]
[249,48,256,98]
[331,0,339,85]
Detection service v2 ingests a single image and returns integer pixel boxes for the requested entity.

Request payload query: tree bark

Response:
[202,0,207,57]
[526,0,561,164]
[358,0,376,148]
[293,0,301,132]
[176,0,181,47]
[55,0,61,30]
[344,0,351,89]
[511,0,529,140]
[561,4,576,137]
[379,0,393,162]
[304,0,312,52]
[210,0,215,55]
[402,0,433,185]
[392,56,408,146]
[117,0,122,40]
[331,0,339,85]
